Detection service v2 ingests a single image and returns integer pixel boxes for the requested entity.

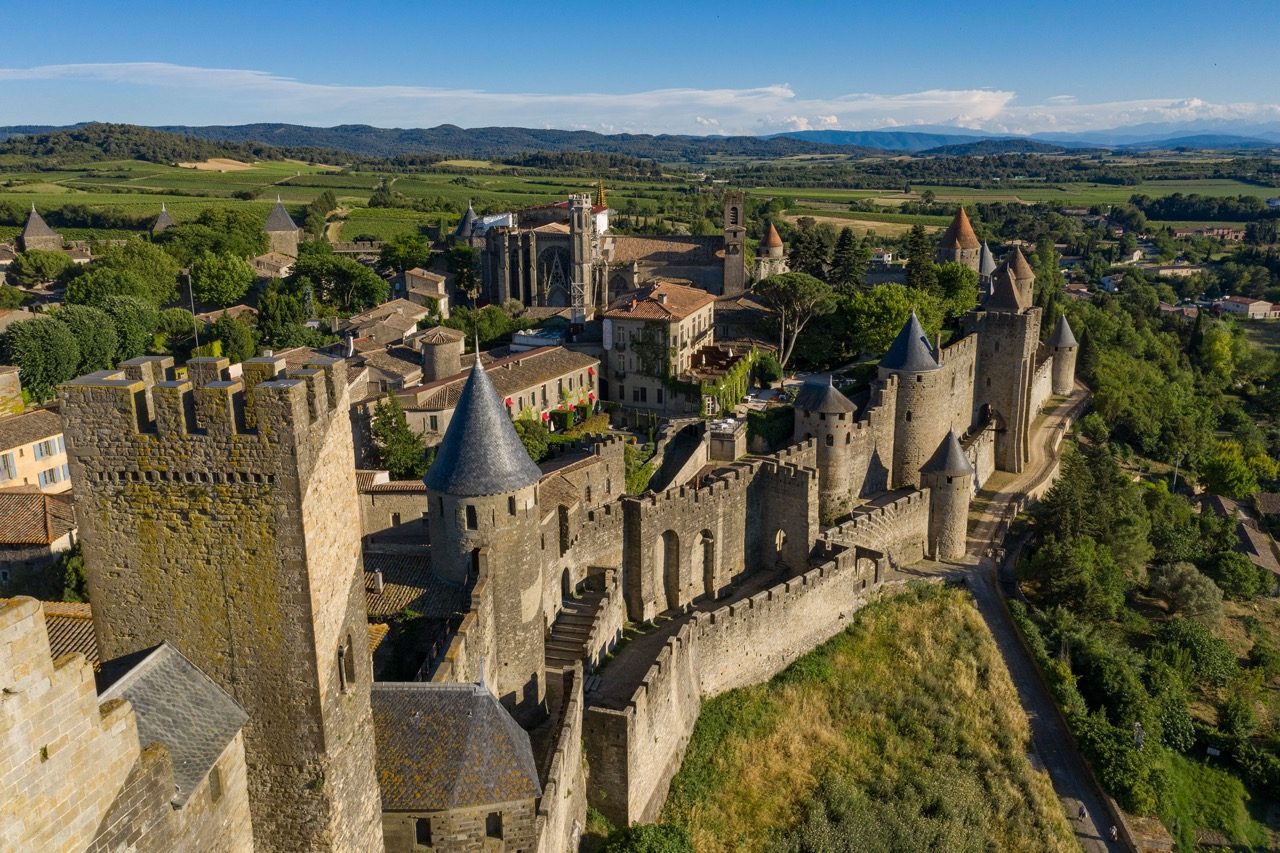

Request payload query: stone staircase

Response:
[545,588,607,671]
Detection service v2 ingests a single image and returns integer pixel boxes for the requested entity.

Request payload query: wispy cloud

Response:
[1,62,1279,135]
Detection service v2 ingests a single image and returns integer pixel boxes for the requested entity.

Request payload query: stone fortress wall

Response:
[58,354,382,853]
[1030,353,1055,417]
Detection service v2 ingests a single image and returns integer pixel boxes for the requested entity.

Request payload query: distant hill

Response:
[1116,134,1279,151]
[778,129,986,153]
[0,122,330,165]
[918,139,1073,156]
[154,123,861,161]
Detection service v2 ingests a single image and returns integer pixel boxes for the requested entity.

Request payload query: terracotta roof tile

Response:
[603,281,717,321]
[0,490,75,545]
[938,207,980,250]
[364,553,467,620]
[0,407,62,452]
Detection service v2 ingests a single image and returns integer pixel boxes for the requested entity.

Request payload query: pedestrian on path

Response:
[1078,804,1087,822]
[1110,825,1118,842]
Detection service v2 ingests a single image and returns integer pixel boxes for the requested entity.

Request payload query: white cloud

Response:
[1,62,1278,135]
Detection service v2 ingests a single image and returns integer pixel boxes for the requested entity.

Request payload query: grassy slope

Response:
[659,584,1075,852]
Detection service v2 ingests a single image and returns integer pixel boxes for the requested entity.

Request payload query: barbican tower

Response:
[879,312,950,490]
[60,354,382,853]
[1047,314,1079,396]
[756,221,789,280]
[921,429,975,561]
[423,354,547,721]
[792,374,857,522]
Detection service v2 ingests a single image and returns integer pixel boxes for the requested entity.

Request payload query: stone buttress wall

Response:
[583,568,627,671]
[59,356,382,852]
[535,664,588,853]
[431,554,498,693]
[824,490,931,567]
[938,333,979,438]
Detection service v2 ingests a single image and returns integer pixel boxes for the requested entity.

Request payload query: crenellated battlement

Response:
[61,355,347,445]
[938,330,978,364]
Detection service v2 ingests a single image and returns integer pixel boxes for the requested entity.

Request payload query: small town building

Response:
[1219,295,1275,319]
[0,407,71,493]
[0,488,76,590]
[403,267,450,317]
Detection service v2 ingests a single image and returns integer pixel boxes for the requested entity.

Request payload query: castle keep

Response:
[6,207,1078,851]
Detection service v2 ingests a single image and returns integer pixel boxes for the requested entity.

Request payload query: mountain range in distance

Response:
[0,120,1276,162]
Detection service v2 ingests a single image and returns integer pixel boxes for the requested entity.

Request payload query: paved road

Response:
[962,385,1126,852]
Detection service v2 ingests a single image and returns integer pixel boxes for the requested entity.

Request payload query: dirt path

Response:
[325,207,349,243]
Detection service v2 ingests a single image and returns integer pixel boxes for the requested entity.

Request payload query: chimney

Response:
[657,293,669,305]
[372,570,385,594]
[346,333,355,358]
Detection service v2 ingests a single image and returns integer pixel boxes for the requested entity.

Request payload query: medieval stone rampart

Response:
[823,489,931,567]
[1030,355,1054,415]
[534,664,588,853]
[963,418,997,489]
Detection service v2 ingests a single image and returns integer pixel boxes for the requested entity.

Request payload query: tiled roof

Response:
[938,208,980,250]
[532,222,570,235]
[368,622,390,655]
[0,489,75,545]
[355,470,389,492]
[371,682,540,811]
[361,347,423,381]
[400,346,597,413]
[987,266,1029,312]
[978,242,997,276]
[408,325,465,347]
[347,298,431,328]
[1238,521,1280,576]
[762,222,783,248]
[151,207,175,233]
[604,281,717,321]
[98,643,247,806]
[0,407,62,452]
[880,311,939,372]
[22,206,58,240]
[1254,492,1280,516]
[423,357,543,497]
[364,553,467,621]
[794,375,855,414]
[364,480,427,494]
[1007,246,1035,280]
[0,599,97,668]
[605,234,722,265]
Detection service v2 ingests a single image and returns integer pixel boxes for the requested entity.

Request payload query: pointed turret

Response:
[759,221,785,260]
[880,311,938,372]
[938,207,980,251]
[424,355,542,497]
[151,204,175,234]
[978,242,996,277]
[922,429,973,477]
[986,266,1028,313]
[454,200,477,241]
[19,204,61,251]
[794,373,856,415]
[1047,314,1077,348]
[264,195,297,232]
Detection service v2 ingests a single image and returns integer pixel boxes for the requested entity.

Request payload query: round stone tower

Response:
[424,354,546,718]
[415,325,466,383]
[1005,246,1036,305]
[921,429,974,560]
[878,311,942,489]
[935,207,981,272]
[792,374,857,522]
[1047,314,1078,396]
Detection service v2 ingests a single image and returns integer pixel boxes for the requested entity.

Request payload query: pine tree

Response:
[371,394,429,480]
[829,227,871,290]
[904,224,938,294]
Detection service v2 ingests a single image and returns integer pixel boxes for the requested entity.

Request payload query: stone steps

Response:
[544,589,608,669]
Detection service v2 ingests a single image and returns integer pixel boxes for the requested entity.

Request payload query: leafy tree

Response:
[1149,562,1223,622]
[514,418,551,463]
[303,190,338,237]
[158,206,268,264]
[1201,441,1260,499]
[934,262,979,319]
[447,244,481,298]
[290,243,389,312]
[208,315,258,364]
[755,272,837,369]
[903,225,938,293]
[828,227,870,290]
[787,225,828,279]
[190,251,255,306]
[601,823,693,853]
[101,295,160,361]
[7,249,74,286]
[158,307,197,338]
[378,233,432,276]
[754,351,784,385]
[1207,551,1268,600]
[53,305,117,374]
[0,285,31,309]
[845,283,943,355]
[87,241,179,304]
[370,394,430,480]
[1153,618,1237,687]
[257,281,309,345]
[0,316,80,399]
[1026,535,1126,621]
[57,544,88,603]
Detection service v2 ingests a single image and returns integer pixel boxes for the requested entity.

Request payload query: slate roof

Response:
[1254,492,1280,516]
[98,643,247,807]
[151,205,175,234]
[454,202,477,239]
[604,235,723,265]
[938,207,980,250]
[22,206,58,240]
[987,266,1029,312]
[371,682,540,811]
[264,198,298,232]
[422,356,543,496]
[794,375,856,414]
[0,489,75,545]
[978,242,996,277]
[399,346,597,413]
[603,281,717,322]
[0,407,64,452]
[922,429,974,477]
[880,312,938,372]
[1047,314,1078,348]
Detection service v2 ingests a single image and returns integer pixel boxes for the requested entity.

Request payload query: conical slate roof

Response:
[265,196,297,232]
[978,242,996,277]
[762,221,783,248]
[986,266,1028,312]
[1007,245,1035,280]
[423,355,542,497]
[22,205,57,239]
[880,311,938,372]
[454,201,477,239]
[1047,314,1078,348]
[923,429,973,477]
[152,204,175,234]
[938,207,980,250]
[794,374,856,414]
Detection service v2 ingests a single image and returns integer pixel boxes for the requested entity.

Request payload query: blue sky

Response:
[2,0,1277,134]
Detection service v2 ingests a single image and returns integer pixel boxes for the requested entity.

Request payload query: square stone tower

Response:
[59,354,383,852]
[722,191,747,296]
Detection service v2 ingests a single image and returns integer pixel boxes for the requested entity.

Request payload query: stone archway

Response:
[656,530,681,611]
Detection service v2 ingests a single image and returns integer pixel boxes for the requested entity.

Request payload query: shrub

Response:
[601,824,693,853]
[1207,551,1267,600]
[1153,619,1238,687]
[1149,562,1223,622]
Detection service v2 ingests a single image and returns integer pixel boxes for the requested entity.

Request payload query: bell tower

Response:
[722,190,747,296]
